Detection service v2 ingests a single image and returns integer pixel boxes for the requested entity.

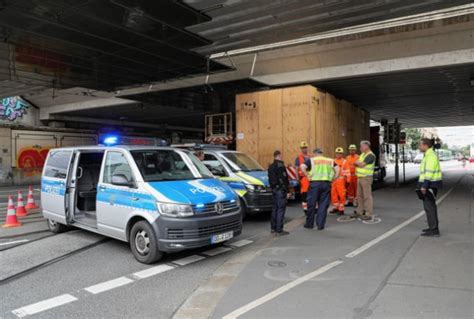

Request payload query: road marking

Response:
[84,276,134,294]
[345,186,455,258]
[0,239,29,246]
[9,238,254,316]
[227,239,253,247]
[202,246,232,256]
[222,260,343,319]
[173,254,206,266]
[133,264,175,279]
[12,294,77,318]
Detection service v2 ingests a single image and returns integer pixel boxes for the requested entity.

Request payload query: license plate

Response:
[211,231,233,244]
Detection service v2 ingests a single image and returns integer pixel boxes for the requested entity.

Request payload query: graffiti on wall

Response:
[1,96,29,121]
[16,145,50,177]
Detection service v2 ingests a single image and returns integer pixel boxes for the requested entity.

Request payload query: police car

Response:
[41,143,242,264]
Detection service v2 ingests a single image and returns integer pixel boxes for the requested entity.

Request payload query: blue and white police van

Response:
[41,145,242,264]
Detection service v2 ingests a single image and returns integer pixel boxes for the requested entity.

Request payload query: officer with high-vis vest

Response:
[330,147,351,215]
[300,148,336,230]
[418,138,442,237]
[353,141,376,221]
[294,141,310,213]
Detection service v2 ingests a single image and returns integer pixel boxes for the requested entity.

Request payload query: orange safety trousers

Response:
[347,175,358,204]
[331,179,347,212]
[346,154,359,205]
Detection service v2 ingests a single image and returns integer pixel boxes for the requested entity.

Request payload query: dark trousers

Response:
[423,188,439,230]
[271,189,287,233]
[306,181,331,229]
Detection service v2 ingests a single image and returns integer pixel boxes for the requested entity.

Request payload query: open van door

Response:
[41,149,75,224]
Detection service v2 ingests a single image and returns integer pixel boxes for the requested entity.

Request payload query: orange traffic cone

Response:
[16,191,28,217]
[2,195,22,228]
[25,186,39,210]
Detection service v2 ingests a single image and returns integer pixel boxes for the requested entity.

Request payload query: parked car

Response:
[413,153,424,164]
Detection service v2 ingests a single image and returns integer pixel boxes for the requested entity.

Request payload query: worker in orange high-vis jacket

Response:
[330,147,351,215]
[295,141,310,214]
[345,144,359,207]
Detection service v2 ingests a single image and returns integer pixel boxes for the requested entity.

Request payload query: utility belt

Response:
[310,180,331,184]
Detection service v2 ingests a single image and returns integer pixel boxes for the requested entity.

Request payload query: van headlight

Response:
[245,184,266,193]
[157,203,194,217]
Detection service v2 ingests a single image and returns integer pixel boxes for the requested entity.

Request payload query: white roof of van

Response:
[48,145,182,152]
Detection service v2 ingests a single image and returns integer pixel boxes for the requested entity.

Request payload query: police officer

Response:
[301,148,335,230]
[418,138,442,237]
[268,150,290,236]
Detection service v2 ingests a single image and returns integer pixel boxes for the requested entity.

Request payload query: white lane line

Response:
[12,294,78,318]
[345,186,455,258]
[133,264,175,279]
[202,246,232,256]
[227,239,253,247]
[222,260,343,319]
[173,254,206,266]
[0,239,29,246]
[84,276,134,294]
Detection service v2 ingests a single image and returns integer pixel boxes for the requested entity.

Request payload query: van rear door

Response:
[41,149,75,224]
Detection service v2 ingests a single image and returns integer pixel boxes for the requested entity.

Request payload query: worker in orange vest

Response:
[295,141,310,213]
[330,147,351,215]
[346,144,359,207]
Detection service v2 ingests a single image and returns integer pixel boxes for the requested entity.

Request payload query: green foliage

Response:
[405,128,422,150]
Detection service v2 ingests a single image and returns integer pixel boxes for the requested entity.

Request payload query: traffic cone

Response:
[2,195,22,228]
[25,186,39,210]
[16,191,28,217]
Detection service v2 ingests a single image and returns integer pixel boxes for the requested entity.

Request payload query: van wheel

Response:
[130,221,163,264]
[47,219,67,233]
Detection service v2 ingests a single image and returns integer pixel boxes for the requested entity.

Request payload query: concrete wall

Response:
[0,127,13,186]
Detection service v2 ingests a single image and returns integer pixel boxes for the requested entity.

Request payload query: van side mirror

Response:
[211,167,226,177]
[111,174,133,187]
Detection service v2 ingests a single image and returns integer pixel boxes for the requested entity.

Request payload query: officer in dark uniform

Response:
[268,150,290,236]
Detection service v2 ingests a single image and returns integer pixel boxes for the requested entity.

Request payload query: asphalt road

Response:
[0,160,470,318]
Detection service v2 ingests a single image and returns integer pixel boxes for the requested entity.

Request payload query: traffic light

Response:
[383,125,389,143]
[399,131,406,144]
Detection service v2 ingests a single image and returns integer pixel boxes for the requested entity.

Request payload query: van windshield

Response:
[131,150,213,182]
[221,152,264,172]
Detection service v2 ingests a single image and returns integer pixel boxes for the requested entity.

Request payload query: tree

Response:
[405,128,422,150]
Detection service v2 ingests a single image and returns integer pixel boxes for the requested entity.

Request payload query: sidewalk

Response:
[369,172,473,318]
[202,168,473,318]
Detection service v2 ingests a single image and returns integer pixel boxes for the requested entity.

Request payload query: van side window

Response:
[203,154,224,170]
[44,150,72,179]
[103,151,133,184]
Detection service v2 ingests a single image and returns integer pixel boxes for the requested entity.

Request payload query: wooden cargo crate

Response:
[236,85,370,167]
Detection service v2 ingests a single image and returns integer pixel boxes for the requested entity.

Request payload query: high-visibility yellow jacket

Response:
[418,148,442,188]
[308,156,334,182]
[356,151,375,178]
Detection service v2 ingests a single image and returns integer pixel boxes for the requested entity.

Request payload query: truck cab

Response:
[41,145,242,264]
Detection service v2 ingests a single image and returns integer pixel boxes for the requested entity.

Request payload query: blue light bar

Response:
[103,136,118,146]
[99,134,168,146]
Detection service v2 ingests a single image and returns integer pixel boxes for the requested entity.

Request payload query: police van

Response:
[41,145,242,264]
[172,144,273,217]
